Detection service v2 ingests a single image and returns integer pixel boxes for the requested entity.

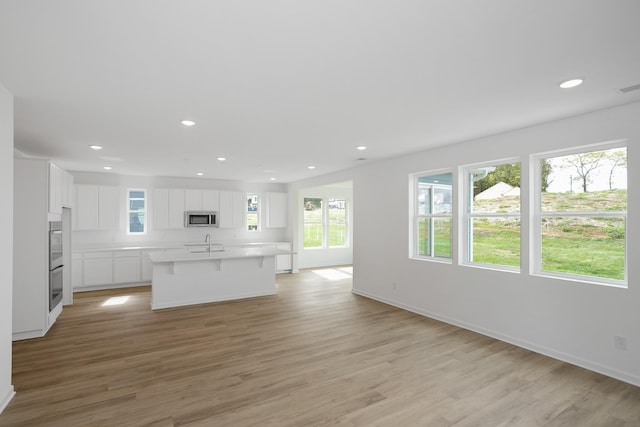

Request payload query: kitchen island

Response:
[149,247,293,309]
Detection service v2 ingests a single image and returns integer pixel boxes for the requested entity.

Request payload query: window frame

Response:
[303,197,350,250]
[127,188,146,235]
[461,159,521,272]
[410,169,453,262]
[531,142,627,287]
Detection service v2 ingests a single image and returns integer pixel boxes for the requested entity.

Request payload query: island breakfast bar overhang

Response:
[149,247,295,310]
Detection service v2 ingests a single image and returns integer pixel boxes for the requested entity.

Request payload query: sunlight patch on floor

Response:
[102,296,130,306]
[311,268,352,281]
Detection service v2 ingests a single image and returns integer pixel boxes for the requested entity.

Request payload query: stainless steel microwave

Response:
[184,211,218,227]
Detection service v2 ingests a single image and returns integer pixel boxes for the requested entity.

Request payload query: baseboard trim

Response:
[0,385,15,414]
[352,288,640,388]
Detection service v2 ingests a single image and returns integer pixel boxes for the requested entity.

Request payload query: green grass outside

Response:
[303,207,347,248]
[416,190,626,280]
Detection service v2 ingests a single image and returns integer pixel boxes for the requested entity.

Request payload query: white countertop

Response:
[74,241,292,253]
[149,247,294,263]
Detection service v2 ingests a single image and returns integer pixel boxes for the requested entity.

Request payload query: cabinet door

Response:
[153,189,169,229]
[267,192,288,228]
[168,189,185,229]
[232,191,245,228]
[83,258,113,286]
[184,189,202,211]
[49,163,62,214]
[61,170,74,208]
[218,191,234,228]
[75,185,99,230]
[202,190,219,211]
[113,256,141,284]
[141,251,156,282]
[99,186,120,230]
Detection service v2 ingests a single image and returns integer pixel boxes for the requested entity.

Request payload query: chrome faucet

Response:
[204,233,211,252]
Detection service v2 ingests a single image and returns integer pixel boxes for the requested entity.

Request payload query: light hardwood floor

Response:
[2,267,639,426]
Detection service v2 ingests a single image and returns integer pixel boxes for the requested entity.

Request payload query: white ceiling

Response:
[1,1,639,183]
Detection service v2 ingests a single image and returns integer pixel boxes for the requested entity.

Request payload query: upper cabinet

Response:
[218,191,244,229]
[184,189,220,211]
[48,162,74,214]
[266,192,288,228]
[154,188,185,229]
[74,185,120,231]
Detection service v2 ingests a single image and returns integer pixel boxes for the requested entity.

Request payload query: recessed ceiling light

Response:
[356,145,367,151]
[559,78,584,89]
[181,120,196,126]
[103,166,112,170]
[89,145,103,150]
[269,177,276,181]
[217,157,226,162]
[308,165,316,170]
[196,172,204,176]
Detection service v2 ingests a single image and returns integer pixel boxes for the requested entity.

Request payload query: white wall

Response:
[293,101,640,386]
[0,83,15,412]
[292,183,353,269]
[71,172,291,247]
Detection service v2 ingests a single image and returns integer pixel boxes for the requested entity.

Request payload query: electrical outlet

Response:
[614,335,627,351]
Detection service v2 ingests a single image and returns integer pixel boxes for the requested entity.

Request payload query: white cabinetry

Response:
[184,189,220,211]
[82,252,113,287]
[74,185,120,231]
[14,158,68,340]
[113,251,141,284]
[48,162,74,214]
[154,188,185,229]
[74,249,152,290]
[266,192,288,228]
[218,191,244,229]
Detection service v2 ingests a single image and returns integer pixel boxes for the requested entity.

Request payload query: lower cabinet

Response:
[276,242,293,272]
[73,250,150,290]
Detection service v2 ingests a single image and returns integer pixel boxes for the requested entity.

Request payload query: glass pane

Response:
[417,173,452,215]
[541,147,627,212]
[129,212,144,233]
[433,218,451,258]
[417,217,431,257]
[129,199,145,211]
[470,217,520,267]
[304,198,323,223]
[129,190,145,199]
[247,213,258,231]
[247,194,259,212]
[541,216,625,280]
[329,223,346,247]
[469,163,520,213]
[416,217,451,258]
[304,223,323,248]
[329,199,346,223]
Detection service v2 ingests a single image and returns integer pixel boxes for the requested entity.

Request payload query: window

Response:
[247,193,259,231]
[128,189,146,234]
[303,197,350,249]
[303,198,323,248]
[534,145,627,284]
[412,172,452,260]
[328,199,347,247]
[464,162,520,269]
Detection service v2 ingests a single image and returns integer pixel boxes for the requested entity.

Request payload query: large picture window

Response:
[412,172,452,260]
[534,144,627,284]
[464,162,521,269]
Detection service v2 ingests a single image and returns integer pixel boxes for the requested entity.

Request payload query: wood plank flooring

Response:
[2,266,639,426]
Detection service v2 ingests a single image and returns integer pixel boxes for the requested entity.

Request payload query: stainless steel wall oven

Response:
[49,220,63,311]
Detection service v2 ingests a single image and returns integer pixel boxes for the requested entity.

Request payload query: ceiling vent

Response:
[619,83,640,94]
